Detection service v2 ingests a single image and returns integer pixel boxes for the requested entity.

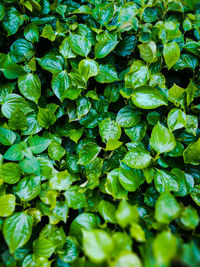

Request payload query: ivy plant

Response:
[0,0,200,266]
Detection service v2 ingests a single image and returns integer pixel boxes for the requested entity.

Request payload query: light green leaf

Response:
[122,147,152,169]
[183,138,200,165]
[116,200,139,228]
[132,86,167,109]
[125,61,150,88]
[16,176,41,201]
[83,229,113,263]
[138,41,157,63]
[59,37,76,59]
[78,59,99,82]
[0,194,15,217]
[37,107,56,129]
[99,200,116,224]
[99,118,121,142]
[163,42,180,69]
[150,122,176,153]
[153,231,177,266]
[155,192,181,224]
[3,144,25,161]
[167,108,187,131]
[41,25,56,41]
[48,141,65,161]
[180,206,199,229]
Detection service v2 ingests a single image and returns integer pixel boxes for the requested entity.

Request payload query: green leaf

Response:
[24,23,39,42]
[122,147,152,169]
[153,231,177,266]
[99,118,121,142]
[167,108,187,131]
[132,86,167,109]
[51,70,71,102]
[37,53,64,74]
[183,138,200,165]
[33,237,56,258]
[83,229,113,263]
[155,192,181,224]
[59,37,76,59]
[92,2,114,26]
[113,252,142,267]
[119,162,145,191]
[64,186,87,209]
[10,39,34,63]
[16,176,41,201]
[69,213,100,243]
[154,169,179,193]
[118,3,138,31]
[99,200,116,224]
[3,144,25,161]
[1,93,32,119]
[180,206,199,229]
[41,25,56,41]
[138,41,157,63]
[19,157,40,175]
[37,107,56,129]
[125,61,150,88]
[18,73,41,104]
[28,135,51,154]
[150,122,176,153]
[2,7,25,36]
[116,200,139,228]
[163,42,180,69]
[0,194,15,217]
[95,64,118,83]
[78,142,101,165]
[69,34,91,57]
[168,83,185,107]
[130,223,146,242]
[0,3,5,21]
[3,212,33,253]
[105,169,128,199]
[0,126,16,146]
[49,170,78,191]
[78,59,99,82]
[95,41,118,59]
[8,108,27,131]
[48,141,65,161]
[116,106,141,127]
[105,139,122,151]
[0,163,21,184]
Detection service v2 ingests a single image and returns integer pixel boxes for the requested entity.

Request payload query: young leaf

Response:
[163,42,180,69]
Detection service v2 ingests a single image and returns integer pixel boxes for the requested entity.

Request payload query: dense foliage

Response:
[0,0,200,266]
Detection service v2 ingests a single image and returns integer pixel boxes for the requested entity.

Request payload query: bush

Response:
[0,0,200,266]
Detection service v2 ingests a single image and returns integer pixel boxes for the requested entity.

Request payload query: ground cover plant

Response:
[0,0,200,266]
